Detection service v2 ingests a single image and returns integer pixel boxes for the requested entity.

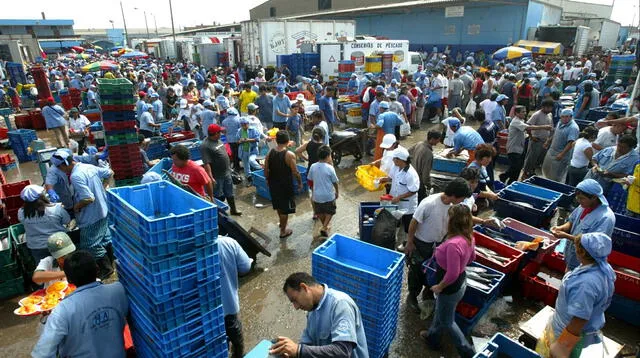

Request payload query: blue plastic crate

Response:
[252,164,309,200]
[523,176,576,208]
[585,106,626,122]
[494,189,555,228]
[358,202,398,243]
[612,214,640,258]
[169,139,201,161]
[432,157,467,174]
[474,333,541,358]
[159,121,175,134]
[606,183,628,214]
[102,110,136,122]
[606,293,640,327]
[131,321,227,358]
[107,181,217,244]
[506,182,563,209]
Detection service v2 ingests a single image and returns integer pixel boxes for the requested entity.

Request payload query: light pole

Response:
[120,1,130,48]
[109,20,114,29]
[169,0,178,60]
[134,8,151,39]
[150,13,158,37]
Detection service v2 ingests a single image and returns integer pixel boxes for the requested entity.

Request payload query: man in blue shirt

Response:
[347,74,360,95]
[32,250,128,358]
[218,235,252,358]
[222,108,242,170]
[492,94,508,130]
[135,92,147,119]
[542,108,580,182]
[270,272,369,358]
[199,100,218,140]
[51,150,114,279]
[376,102,405,135]
[392,66,402,82]
[585,134,639,193]
[138,104,160,138]
[447,119,485,158]
[254,85,274,128]
[318,87,338,132]
[272,87,292,130]
[150,93,164,122]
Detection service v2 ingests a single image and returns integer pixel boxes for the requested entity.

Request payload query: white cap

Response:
[179,98,188,108]
[380,134,397,149]
[296,93,305,101]
[392,147,410,161]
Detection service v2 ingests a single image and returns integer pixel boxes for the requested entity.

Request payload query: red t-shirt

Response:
[171,160,210,197]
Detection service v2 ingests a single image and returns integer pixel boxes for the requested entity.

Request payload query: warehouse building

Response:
[250,0,612,53]
[0,19,82,62]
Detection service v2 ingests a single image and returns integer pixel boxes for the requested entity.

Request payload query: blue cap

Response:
[560,108,573,117]
[51,149,72,167]
[390,79,397,85]
[150,93,159,98]
[240,117,250,124]
[227,107,239,116]
[375,85,385,93]
[447,118,461,128]
[276,86,285,93]
[203,100,213,107]
[576,179,608,206]
[145,103,153,111]
[214,83,224,91]
[496,94,508,102]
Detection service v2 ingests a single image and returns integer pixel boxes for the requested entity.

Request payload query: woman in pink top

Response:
[421,204,476,358]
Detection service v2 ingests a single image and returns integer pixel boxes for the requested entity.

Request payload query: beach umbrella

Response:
[121,51,149,59]
[81,60,118,72]
[492,46,532,61]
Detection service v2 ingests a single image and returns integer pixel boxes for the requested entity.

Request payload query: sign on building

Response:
[445,6,464,18]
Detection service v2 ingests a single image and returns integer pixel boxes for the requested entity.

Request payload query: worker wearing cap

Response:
[86,84,99,108]
[199,100,218,139]
[222,108,242,170]
[67,107,91,154]
[42,97,70,148]
[139,103,161,138]
[347,74,359,95]
[18,185,71,264]
[542,108,580,182]
[31,232,76,288]
[32,251,128,358]
[150,93,164,122]
[237,117,262,183]
[379,147,420,236]
[447,118,485,163]
[135,91,147,119]
[368,86,387,125]
[318,87,338,133]
[374,102,405,161]
[50,149,115,279]
[492,94,509,130]
[272,86,292,130]
[201,124,242,216]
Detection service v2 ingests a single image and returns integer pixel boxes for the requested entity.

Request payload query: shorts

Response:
[213,174,234,199]
[273,122,286,130]
[272,195,296,214]
[314,201,336,215]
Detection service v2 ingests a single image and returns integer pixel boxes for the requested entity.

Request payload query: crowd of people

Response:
[1,46,638,358]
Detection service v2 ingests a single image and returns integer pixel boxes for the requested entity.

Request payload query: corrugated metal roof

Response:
[0,19,74,26]
[279,0,464,20]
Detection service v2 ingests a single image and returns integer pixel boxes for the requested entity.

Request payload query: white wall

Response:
[541,0,613,19]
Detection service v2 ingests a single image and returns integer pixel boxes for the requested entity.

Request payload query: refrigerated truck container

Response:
[241,19,356,68]
[537,25,590,56]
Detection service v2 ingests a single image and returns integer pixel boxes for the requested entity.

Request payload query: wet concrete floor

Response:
[0,117,638,357]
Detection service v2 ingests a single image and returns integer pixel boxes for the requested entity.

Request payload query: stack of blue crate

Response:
[6,62,27,87]
[7,129,37,162]
[312,234,405,358]
[146,136,169,160]
[494,181,563,228]
[107,181,228,358]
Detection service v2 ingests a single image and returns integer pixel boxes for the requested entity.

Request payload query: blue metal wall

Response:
[353,1,529,54]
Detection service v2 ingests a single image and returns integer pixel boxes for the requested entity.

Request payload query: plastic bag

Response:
[370,208,398,250]
[465,99,476,116]
[399,121,411,137]
[355,165,387,191]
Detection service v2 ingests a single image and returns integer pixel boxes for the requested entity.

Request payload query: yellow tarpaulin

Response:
[515,40,563,55]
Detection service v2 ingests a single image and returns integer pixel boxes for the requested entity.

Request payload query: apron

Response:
[374,128,385,161]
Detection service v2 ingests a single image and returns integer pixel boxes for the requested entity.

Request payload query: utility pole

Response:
[120,1,130,48]
[144,11,150,39]
[169,0,178,60]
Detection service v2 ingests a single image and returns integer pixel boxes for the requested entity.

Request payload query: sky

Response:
[0,0,637,30]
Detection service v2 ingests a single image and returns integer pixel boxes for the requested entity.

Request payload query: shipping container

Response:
[158,39,178,60]
[537,25,590,56]
[241,19,356,68]
[196,43,225,68]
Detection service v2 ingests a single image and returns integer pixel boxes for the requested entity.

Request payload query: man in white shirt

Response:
[404,178,471,312]
[67,107,91,154]
[32,232,76,289]
[592,121,625,152]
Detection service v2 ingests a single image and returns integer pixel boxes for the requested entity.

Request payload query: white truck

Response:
[317,40,423,80]
[241,19,356,68]
[537,25,590,56]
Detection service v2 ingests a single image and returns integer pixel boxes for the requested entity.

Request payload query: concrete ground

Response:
[0,117,638,357]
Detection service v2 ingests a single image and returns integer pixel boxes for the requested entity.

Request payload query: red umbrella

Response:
[71,46,85,53]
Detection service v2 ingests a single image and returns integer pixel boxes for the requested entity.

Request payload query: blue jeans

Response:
[240,151,261,179]
[427,282,475,358]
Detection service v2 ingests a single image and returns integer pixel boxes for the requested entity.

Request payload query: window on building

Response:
[269,7,276,17]
[318,0,331,10]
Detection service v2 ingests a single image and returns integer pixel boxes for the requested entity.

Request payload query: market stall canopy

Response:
[492,46,532,61]
[514,40,563,55]
[81,60,118,73]
[120,51,148,59]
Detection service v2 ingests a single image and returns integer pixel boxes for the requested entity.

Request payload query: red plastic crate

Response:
[0,154,15,165]
[2,180,30,198]
[14,114,33,129]
[163,131,195,143]
[6,208,20,225]
[473,231,525,274]
[502,217,559,251]
[609,250,640,301]
[543,251,567,272]
[108,143,139,156]
[30,111,46,130]
[519,259,563,307]
[84,112,102,123]
[0,127,8,140]
[103,120,136,131]
[101,104,136,111]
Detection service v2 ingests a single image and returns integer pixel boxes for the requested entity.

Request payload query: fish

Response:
[466,271,492,284]
[492,237,517,247]
[482,227,510,239]
[476,247,511,263]
[466,278,491,291]
[465,266,487,274]
[513,201,534,208]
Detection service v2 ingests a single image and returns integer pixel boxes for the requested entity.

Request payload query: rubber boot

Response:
[97,256,114,280]
[228,197,242,216]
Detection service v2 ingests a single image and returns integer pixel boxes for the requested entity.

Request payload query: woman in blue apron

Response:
[536,232,615,358]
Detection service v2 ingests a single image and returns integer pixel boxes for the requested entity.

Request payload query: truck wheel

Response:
[332,150,342,166]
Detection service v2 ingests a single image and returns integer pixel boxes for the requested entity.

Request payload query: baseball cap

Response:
[240,117,250,125]
[150,93,159,98]
[48,232,76,259]
[392,147,410,161]
[69,107,79,113]
[208,124,225,134]
[203,100,213,107]
[247,103,259,111]
[380,134,397,149]
[375,85,385,93]
[296,93,305,101]
[227,107,239,116]
[388,92,398,99]
[20,184,44,202]
[560,108,573,117]
[495,94,508,102]
[145,103,153,111]
[276,86,285,93]
[447,118,461,129]
[379,101,390,109]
